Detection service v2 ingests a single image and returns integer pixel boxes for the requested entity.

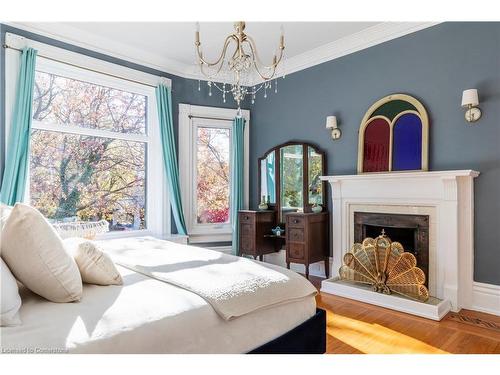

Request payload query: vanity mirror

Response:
[258,141,326,223]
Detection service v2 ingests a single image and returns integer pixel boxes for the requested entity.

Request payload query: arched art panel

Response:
[357,94,429,173]
[392,113,423,171]
[363,118,390,172]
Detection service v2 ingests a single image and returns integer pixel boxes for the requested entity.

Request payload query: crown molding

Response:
[4,21,440,83]
[247,22,440,85]
[3,21,191,78]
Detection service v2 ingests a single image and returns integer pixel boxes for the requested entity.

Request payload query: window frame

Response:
[179,104,249,243]
[4,32,171,239]
[193,120,232,228]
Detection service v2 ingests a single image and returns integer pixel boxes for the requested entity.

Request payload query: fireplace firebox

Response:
[353,212,429,286]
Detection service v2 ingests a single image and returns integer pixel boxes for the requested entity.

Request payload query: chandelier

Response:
[194,21,285,116]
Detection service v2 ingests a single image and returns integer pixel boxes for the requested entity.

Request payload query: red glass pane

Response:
[363,118,390,172]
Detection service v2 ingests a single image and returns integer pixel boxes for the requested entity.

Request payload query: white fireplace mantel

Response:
[320,170,479,318]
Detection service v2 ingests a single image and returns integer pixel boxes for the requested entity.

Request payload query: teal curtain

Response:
[155,84,187,235]
[230,117,245,255]
[0,48,37,205]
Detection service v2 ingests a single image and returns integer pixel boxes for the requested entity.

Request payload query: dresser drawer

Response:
[239,213,255,224]
[288,243,305,260]
[288,228,304,242]
[287,216,305,228]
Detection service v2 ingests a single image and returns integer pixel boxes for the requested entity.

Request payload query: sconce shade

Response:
[461,89,479,107]
[326,115,337,129]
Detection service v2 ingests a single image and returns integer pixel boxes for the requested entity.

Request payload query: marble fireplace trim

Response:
[347,204,437,297]
[321,170,480,313]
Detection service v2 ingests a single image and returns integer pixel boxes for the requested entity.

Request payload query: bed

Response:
[0,237,325,354]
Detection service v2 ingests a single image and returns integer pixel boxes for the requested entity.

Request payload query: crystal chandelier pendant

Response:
[194,22,285,114]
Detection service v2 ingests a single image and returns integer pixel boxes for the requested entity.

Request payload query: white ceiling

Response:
[8,22,437,79]
[60,22,379,64]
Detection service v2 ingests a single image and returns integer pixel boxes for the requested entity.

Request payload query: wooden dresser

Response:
[238,210,277,260]
[285,212,329,279]
[237,210,330,279]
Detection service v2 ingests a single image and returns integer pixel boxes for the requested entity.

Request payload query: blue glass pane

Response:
[392,113,422,171]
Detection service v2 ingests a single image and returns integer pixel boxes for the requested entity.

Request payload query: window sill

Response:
[96,229,160,240]
[161,234,189,244]
[95,230,188,244]
[187,232,232,244]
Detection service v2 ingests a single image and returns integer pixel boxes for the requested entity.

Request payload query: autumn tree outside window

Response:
[5,34,168,239]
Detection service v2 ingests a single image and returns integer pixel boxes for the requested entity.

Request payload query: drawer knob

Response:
[294,219,298,223]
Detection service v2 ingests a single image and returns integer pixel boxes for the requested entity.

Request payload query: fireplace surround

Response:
[320,170,479,320]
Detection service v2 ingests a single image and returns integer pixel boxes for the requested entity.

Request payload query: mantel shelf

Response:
[321,169,480,182]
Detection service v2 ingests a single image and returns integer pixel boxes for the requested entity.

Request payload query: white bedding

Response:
[0,239,316,354]
[108,237,317,320]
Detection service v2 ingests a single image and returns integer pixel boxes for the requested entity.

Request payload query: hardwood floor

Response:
[307,276,500,354]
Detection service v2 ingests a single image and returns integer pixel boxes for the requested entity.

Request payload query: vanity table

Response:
[238,210,277,261]
[238,141,330,278]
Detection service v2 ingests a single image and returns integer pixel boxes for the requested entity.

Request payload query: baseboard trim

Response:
[470,282,500,316]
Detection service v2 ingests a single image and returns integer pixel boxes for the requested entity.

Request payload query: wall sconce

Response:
[461,89,482,123]
[326,116,341,140]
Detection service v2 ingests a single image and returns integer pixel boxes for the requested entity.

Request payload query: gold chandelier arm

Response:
[245,35,284,69]
[244,38,282,81]
[252,62,276,81]
[200,58,225,80]
[196,34,237,67]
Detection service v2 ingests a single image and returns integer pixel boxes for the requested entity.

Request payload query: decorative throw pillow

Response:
[0,258,22,326]
[63,238,123,286]
[1,203,82,303]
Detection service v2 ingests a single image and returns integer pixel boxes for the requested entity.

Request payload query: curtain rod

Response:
[2,44,162,89]
[188,115,241,122]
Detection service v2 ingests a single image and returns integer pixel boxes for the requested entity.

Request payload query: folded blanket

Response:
[101,237,317,321]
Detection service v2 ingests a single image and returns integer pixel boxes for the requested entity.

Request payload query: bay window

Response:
[5,33,169,238]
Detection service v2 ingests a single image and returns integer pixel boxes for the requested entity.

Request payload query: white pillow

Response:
[0,203,13,230]
[1,203,82,303]
[64,238,123,286]
[0,258,22,326]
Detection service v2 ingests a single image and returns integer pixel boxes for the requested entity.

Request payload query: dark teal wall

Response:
[1,22,499,285]
[250,22,500,285]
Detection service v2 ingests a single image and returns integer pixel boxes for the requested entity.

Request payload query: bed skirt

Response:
[248,308,326,354]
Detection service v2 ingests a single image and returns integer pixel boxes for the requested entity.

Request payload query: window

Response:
[30,71,148,231]
[179,105,249,243]
[196,126,231,224]
[5,33,169,238]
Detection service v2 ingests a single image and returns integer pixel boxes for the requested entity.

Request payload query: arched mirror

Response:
[258,141,326,223]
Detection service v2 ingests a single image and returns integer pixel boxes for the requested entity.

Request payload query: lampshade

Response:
[461,89,479,107]
[326,116,337,129]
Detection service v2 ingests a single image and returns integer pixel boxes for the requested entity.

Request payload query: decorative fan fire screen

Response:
[339,233,429,302]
